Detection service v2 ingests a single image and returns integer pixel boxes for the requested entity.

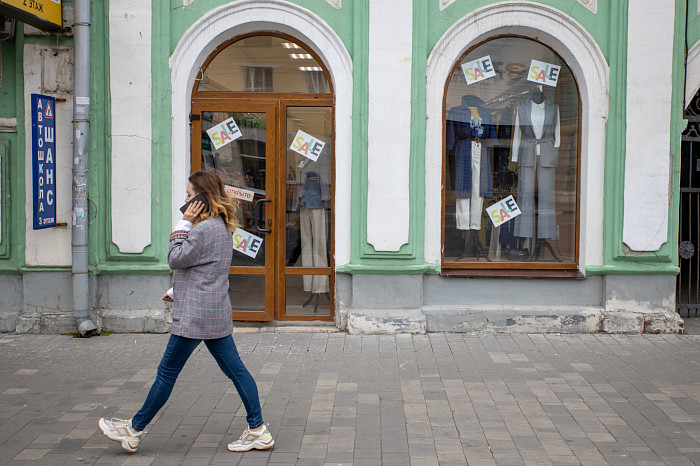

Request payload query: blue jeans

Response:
[131,334,263,431]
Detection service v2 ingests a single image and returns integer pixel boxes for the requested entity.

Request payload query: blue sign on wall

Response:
[31,93,56,229]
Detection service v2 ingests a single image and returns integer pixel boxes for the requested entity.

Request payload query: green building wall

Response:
[0,0,689,285]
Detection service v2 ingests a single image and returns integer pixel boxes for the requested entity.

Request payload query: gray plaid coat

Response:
[168,216,233,339]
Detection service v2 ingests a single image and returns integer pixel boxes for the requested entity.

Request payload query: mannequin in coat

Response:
[446,95,496,259]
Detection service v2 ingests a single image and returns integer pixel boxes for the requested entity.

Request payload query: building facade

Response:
[0,0,693,334]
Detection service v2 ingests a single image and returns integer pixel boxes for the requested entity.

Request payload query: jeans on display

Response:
[455,141,483,230]
[131,334,263,431]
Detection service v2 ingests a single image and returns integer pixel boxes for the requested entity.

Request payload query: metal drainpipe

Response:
[72,0,98,337]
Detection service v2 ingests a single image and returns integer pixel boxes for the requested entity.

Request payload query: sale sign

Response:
[233,228,263,259]
[486,195,522,227]
[290,130,325,162]
[461,55,496,85]
[225,185,254,202]
[206,117,242,150]
[527,59,561,87]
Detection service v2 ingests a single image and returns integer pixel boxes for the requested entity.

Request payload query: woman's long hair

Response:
[188,170,239,232]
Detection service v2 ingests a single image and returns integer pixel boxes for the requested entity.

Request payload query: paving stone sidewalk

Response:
[3,332,700,465]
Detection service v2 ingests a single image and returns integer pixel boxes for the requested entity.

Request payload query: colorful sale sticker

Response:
[232,228,263,259]
[224,185,254,202]
[461,55,496,85]
[206,117,242,150]
[290,130,325,162]
[486,195,522,227]
[527,59,561,87]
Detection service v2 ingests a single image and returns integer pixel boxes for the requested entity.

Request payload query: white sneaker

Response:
[98,418,144,452]
[227,424,275,452]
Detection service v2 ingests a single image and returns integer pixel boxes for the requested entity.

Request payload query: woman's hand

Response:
[182,200,205,222]
[161,291,174,303]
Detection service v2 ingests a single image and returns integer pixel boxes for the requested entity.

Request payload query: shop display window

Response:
[443,36,580,268]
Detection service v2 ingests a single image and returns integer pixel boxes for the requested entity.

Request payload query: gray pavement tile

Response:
[5,333,700,464]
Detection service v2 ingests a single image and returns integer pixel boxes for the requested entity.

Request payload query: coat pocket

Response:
[539,143,559,168]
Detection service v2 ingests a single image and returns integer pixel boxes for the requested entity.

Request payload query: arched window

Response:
[442,36,580,268]
[198,35,331,93]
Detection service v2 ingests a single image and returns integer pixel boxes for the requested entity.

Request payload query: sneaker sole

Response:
[227,438,275,452]
[98,418,138,453]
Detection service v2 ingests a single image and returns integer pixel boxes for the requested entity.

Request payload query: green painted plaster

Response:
[0,139,12,262]
[429,0,613,60]
[352,0,428,266]
[349,0,368,266]
[0,37,17,117]
[585,0,684,275]
[0,23,26,274]
[167,0,353,56]
[0,33,19,270]
[91,0,172,273]
[88,0,109,270]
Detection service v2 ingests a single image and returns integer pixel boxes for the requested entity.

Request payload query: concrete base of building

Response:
[335,273,684,335]
[0,272,684,334]
[0,273,172,334]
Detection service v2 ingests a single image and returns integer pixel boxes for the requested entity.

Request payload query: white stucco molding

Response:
[366,0,412,251]
[425,1,610,272]
[577,0,597,14]
[439,0,456,11]
[622,2,674,252]
[170,0,353,266]
[110,0,152,254]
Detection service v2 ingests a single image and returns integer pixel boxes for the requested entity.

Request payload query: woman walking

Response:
[98,170,274,453]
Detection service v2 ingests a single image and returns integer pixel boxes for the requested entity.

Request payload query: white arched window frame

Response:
[169,0,353,267]
[425,1,609,273]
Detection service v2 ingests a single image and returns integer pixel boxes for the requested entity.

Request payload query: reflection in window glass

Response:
[198,36,331,93]
[443,37,579,265]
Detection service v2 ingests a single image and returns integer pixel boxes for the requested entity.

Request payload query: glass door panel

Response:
[229,275,266,313]
[285,275,331,316]
[195,107,275,321]
[283,107,333,318]
[202,111,267,267]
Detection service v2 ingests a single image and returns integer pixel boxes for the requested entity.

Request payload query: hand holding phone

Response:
[180,193,207,222]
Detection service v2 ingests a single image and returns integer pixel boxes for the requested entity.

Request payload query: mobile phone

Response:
[180,193,207,214]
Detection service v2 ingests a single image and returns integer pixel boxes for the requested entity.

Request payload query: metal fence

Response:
[678,96,700,317]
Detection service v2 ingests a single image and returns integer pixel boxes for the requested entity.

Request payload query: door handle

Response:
[254,198,271,233]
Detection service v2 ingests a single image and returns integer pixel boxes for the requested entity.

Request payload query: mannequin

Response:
[446,95,496,260]
[293,159,330,310]
[510,86,561,260]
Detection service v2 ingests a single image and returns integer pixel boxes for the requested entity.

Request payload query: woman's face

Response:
[185,182,196,202]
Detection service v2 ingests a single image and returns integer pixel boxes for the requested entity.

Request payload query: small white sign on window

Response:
[225,185,255,202]
[527,59,561,87]
[461,55,496,85]
[206,117,242,150]
[290,130,325,162]
[486,195,522,227]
